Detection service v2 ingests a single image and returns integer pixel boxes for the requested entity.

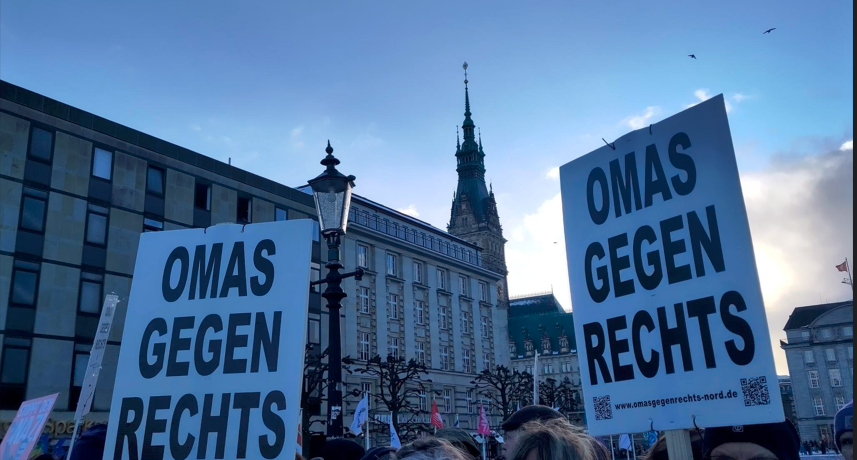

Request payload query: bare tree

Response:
[346,355,432,441]
[555,377,583,423]
[555,378,579,412]
[538,378,559,408]
[471,365,534,421]
[301,345,329,454]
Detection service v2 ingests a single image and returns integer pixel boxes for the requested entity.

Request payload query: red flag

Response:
[478,403,491,435]
[431,401,444,429]
[837,261,849,273]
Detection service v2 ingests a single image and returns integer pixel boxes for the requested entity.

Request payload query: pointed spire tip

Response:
[325,140,333,155]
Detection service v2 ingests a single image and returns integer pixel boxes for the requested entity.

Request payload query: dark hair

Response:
[644,432,703,460]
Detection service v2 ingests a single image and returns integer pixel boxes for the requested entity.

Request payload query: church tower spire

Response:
[448,62,508,279]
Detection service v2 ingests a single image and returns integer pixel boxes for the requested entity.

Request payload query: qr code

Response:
[594,395,613,421]
[741,376,771,407]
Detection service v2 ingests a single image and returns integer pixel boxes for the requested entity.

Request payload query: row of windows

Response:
[801,326,854,341]
[356,288,492,336]
[349,208,482,267]
[357,333,491,372]
[803,347,853,364]
[813,395,849,416]
[357,244,491,301]
[807,368,851,389]
[24,126,309,232]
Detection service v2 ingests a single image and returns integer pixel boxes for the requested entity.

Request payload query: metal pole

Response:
[366,391,371,451]
[482,437,487,460]
[324,233,346,438]
[533,350,539,405]
[665,430,693,460]
[848,258,854,292]
[610,435,615,460]
[631,433,636,460]
[66,417,83,460]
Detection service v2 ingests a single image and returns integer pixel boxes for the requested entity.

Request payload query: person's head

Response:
[362,446,399,460]
[435,428,481,459]
[394,438,469,460]
[501,406,564,458]
[703,420,800,460]
[69,423,108,460]
[320,438,366,460]
[645,432,703,460]
[508,419,602,460]
[836,401,854,460]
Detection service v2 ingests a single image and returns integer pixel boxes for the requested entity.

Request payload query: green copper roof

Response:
[509,293,566,317]
[509,311,577,359]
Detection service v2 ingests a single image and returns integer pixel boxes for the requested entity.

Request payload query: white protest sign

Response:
[560,95,782,436]
[103,221,313,460]
[75,294,120,420]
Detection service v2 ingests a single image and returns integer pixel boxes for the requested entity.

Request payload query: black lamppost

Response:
[308,141,364,438]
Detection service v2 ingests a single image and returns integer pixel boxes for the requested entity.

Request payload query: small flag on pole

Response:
[478,403,491,436]
[350,395,369,435]
[431,401,445,429]
[390,413,402,448]
[619,434,632,450]
[454,413,460,428]
[837,261,849,272]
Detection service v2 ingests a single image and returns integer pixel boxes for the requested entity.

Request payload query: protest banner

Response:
[75,294,121,420]
[103,221,313,460]
[67,294,121,459]
[559,95,783,437]
[0,393,59,460]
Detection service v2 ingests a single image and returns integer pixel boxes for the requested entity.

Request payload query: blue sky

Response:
[1,0,853,373]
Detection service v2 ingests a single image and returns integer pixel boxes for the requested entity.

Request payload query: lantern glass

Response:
[312,184,353,236]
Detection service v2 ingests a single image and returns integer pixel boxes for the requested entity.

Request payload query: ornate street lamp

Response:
[309,141,364,438]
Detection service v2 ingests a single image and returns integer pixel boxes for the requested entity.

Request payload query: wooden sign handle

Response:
[665,430,694,460]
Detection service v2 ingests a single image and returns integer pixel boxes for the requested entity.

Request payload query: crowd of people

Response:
[21,400,852,460]
[298,401,853,460]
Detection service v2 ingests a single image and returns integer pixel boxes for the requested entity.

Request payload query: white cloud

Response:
[190,123,202,132]
[350,132,384,152]
[686,88,734,113]
[505,193,572,311]
[841,140,853,151]
[546,167,560,180]
[741,142,853,374]
[622,106,662,130]
[290,125,305,150]
[230,151,261,167]
[731,93,754,103]
[397,205,420,218]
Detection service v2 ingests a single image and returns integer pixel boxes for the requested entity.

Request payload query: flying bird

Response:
[688,54,697,59]
[764,28,777,34]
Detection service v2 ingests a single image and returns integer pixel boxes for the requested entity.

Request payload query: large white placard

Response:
[560,96,783,435]
[103,221,313,460]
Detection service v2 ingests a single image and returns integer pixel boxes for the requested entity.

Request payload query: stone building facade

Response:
[0,81,323,429]
[333,195,509,437]
[778,375,798,428]
[507,293,584,425]
[781,300,853,442]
